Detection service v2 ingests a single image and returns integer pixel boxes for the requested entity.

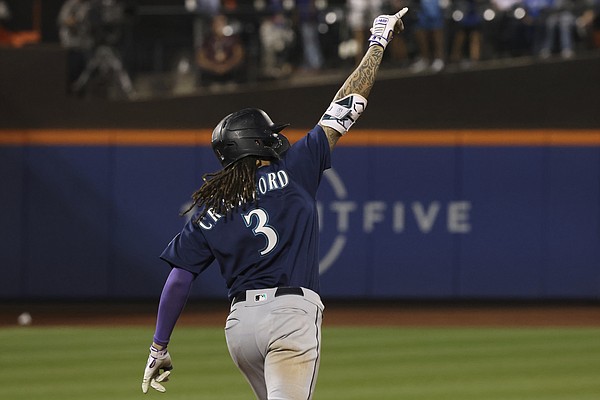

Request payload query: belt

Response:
[231,287,304,306]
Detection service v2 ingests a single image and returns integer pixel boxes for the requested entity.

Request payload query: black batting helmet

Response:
[211,108,290,168]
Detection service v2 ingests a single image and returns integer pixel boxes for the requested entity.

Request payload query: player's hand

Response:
[142,345,173,394]
[368,7,408,50]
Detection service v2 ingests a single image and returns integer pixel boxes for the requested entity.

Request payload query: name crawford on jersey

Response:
[197,170,290,231]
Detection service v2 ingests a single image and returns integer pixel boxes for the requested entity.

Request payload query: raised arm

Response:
[319,8,408,151]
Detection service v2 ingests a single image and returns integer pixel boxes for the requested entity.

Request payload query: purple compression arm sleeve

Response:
[153,267,195,346]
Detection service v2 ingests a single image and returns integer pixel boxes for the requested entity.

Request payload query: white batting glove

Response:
[368,7,408,50]
[142,345,173,394]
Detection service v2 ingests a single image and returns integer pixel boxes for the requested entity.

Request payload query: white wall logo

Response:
[180,168,472,276]
[317,168,472,274]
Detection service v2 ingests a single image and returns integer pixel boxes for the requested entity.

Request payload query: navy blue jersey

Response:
[160,125,331,299]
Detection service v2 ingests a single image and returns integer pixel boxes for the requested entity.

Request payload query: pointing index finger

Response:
[395,7,408,19]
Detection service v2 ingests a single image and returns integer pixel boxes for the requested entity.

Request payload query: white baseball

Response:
[18,312,32,326]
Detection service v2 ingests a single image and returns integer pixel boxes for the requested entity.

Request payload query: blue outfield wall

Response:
[1,143,599,300]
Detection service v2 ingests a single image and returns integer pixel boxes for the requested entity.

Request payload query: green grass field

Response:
[2,326,600,399]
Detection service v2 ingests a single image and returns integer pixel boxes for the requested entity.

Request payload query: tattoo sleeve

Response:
[334,46,384,101]
[323,46,385,150]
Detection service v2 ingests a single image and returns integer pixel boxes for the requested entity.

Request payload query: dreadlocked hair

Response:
[181,156,261,222]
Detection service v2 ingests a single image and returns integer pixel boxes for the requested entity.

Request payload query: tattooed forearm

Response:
[321,45,385,151]
[334,46,384,101]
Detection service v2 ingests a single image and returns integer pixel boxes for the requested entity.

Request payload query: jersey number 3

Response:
[242,208,279,256]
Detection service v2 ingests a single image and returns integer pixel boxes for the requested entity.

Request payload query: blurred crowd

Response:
[7,0,597,97]
[159,0,600,80]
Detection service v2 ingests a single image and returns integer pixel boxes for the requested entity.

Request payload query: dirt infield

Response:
[1,300,600,328]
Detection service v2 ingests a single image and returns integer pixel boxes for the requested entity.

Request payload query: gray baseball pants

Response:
[225,287,324,400]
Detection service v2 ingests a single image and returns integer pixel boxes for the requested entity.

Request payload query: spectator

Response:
[411,0,446,72]
[58,0,94,50]
[188,0,221,56]
[64,0,135,99]
[539,0,576,58]
[259,10,295,78]
[57,0,94,88]
[520,0,553,56]
[577,0,600,49]
[196,14,245,87]
[296,0,324,72]
[450,0,484,66]
[489,0,524,57]
[347,0,384,65]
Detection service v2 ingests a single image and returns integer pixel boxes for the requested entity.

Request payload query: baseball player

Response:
[142,8,408,399]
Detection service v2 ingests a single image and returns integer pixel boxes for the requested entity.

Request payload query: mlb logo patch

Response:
[254,293,267,302]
